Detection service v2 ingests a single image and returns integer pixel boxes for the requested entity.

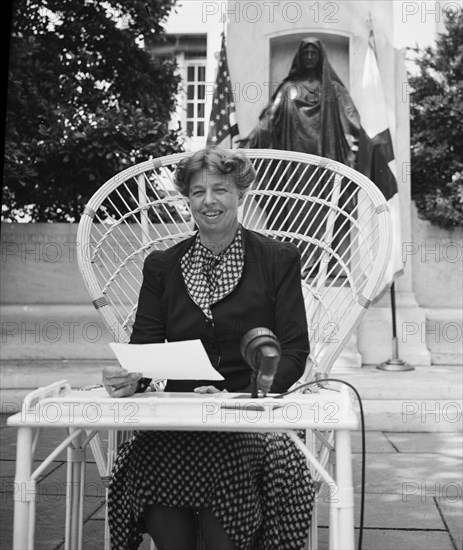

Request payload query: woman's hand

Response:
[102,366,142,398]
[193,385,228,394]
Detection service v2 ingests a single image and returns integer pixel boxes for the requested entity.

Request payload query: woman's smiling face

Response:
[188,170,243,242]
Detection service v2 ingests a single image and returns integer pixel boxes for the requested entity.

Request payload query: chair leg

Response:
[307,501,318,549]
[88,431,108,478]
[304,429,318,550]
[87,432,112,549]
[104,489,112,550]
[103,430,136,549]
[65,430,86,550]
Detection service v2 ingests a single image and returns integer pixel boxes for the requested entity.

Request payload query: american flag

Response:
[207,34,239,146]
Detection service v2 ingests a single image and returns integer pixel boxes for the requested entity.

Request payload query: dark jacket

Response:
[130,227,310,393]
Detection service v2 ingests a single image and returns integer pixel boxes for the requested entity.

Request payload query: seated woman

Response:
[102,147,315,550]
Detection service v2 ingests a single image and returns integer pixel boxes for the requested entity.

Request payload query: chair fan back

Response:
[77,149,392,377]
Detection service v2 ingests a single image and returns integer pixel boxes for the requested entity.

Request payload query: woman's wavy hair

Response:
[174,147,256,198]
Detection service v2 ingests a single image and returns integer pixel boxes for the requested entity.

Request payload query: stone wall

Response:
[409,203,462,309]
[1,223,87,304]
[1,205,461,365]
[1,223,113,364]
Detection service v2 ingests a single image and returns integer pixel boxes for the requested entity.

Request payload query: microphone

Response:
[240,328,281,397]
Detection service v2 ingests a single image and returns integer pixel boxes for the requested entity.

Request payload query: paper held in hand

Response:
[109,340,224,381]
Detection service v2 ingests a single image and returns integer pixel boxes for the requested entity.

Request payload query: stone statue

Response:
[244,37,360,167]
[242,38,362,273]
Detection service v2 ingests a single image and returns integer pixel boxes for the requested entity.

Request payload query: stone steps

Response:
[2,361,461,432]
[424,308,463,365]
[2,304,461,365]
[1,304,114,360]
[330,364,462,433]
[0,359,113,414]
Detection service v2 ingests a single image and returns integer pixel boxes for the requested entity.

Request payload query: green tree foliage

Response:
[4,0,183,222]
[408,8,463,229]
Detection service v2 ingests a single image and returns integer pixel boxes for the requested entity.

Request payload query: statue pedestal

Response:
[357,289,431,366]
[333,333,362,369]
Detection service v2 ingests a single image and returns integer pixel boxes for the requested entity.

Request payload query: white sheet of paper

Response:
[109,340,224,381]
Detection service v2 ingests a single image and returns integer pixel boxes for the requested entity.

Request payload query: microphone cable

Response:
[276,378,365,550]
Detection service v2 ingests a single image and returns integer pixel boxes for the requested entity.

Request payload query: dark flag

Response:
[207,34,239,146]
[357,30,404,298]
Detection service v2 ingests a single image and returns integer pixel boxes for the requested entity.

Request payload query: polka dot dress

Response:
[108,431,315,550]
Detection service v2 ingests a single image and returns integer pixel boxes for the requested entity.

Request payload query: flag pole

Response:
[362,14,412,372]
[206,29,240,148]
[377,283,414,371]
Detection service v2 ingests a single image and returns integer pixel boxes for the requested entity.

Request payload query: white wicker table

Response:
[7,380,358,550]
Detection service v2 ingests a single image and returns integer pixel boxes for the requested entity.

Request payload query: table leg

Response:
[334,429,355,550]
[13,426,35,550]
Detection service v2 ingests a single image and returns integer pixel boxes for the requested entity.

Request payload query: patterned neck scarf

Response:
[181,226,244,319]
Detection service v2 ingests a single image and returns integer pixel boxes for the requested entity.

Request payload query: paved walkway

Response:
[1,365,462,550]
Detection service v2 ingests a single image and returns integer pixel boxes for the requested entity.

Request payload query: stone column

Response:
[357,15,431,366]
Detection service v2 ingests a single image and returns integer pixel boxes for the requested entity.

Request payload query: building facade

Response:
[159,0,463,366]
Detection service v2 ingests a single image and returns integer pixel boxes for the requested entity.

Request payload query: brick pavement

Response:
[1,365,461,550]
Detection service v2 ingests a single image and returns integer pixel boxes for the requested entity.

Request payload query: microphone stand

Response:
[377,283,414,371]
[250,371,258,398]
[241,328,281,398]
